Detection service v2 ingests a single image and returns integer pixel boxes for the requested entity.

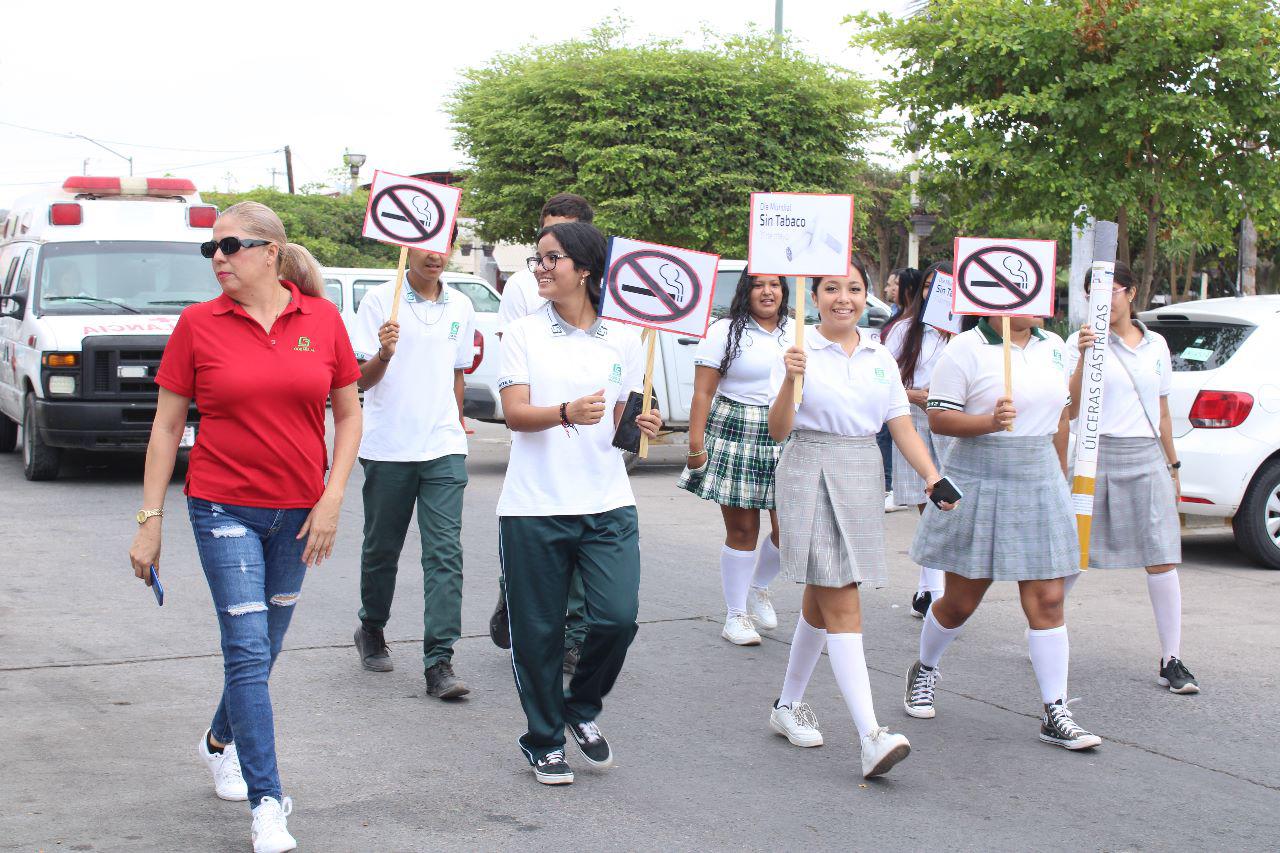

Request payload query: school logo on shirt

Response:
[1052,349,1065,370]
[292,336,316,353]
[609,363,623,384]
[873,367,890,384]
[449,322,461,341]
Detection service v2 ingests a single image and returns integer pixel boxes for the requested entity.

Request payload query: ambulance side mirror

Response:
[0,292,25,319]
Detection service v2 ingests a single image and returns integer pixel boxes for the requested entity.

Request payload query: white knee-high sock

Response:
[778,615,826,707]
[1063,572,1081,599]
[919,607,963,668]
[720,545,756,615]
[917,566,946,596]
[826,633,879,738]
[751,536,781,589]
[1028,625,1070,705]
[1146,569,1182,663]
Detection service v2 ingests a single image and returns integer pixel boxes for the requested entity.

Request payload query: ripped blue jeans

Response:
[188,496,311,806]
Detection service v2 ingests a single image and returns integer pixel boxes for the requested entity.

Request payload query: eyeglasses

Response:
[526,252,573,273]
[199,236,271,259]
[1085,284,1130,294]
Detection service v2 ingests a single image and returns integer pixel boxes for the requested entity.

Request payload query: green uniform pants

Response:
[500,508,640,764]
[499,566,588,649]
[359,455,467,674]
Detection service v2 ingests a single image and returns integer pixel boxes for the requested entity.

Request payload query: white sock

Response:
[1146,569,1182,663]
[917,566,946,596]
[720,545,756,616]
[826,633,880,739]
[1063,572,1080,599]
[919,607,962,669]
[751,536,781,590]
[778,615,827,707]
[1028,625,1070,705]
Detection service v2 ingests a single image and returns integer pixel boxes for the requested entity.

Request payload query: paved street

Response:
[2,421,1279,852]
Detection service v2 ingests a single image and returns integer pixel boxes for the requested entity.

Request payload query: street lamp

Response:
[908,212,938,270]
[342,150,366,195]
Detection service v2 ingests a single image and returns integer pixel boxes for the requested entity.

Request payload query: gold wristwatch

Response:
[136,508,164,524]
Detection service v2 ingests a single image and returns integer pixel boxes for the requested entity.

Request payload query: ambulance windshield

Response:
[36,241,219,316]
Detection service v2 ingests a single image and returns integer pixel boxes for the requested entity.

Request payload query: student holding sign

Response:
[765,261,952,779]
[677,270,793,645]
[883,263,955,617]
[496,221,662,785]
[904,314,1103,750]
[1065,263,1197,694]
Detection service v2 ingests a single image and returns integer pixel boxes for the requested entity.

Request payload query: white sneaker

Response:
[860,727,911,778]
[884,492,905,513]
[770,701,824,747]
[198,730,247,801]
[251,796,296,853]
[721,612,761,646]
[747,586,778,630]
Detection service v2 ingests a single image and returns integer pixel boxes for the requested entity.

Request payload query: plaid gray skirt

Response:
[910,434,1079,582]
[1085,436,1181,569]
[677,395,780,510]
[892,406,953,506]
[776,431,887,588]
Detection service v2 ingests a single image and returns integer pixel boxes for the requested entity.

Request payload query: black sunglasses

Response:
[200,236,271,259]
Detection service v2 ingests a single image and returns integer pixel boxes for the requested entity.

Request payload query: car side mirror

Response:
[0,292,25,319]
[864,305,890,327]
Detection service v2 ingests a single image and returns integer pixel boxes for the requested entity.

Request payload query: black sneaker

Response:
[533,749,574,785]
[489,590,510,650]
[1158,657,1200,694]
[904,660,938,719]
[354,625,393,672]
[1039,700,1102,750]
[562,645,582,677]
[425,660,470,699]
[567,720,614,768]
[911,591,932,619]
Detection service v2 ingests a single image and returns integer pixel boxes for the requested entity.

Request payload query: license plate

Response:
[180,426,196,448]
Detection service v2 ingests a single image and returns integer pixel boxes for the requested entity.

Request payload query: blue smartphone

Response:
[149,565,164,606]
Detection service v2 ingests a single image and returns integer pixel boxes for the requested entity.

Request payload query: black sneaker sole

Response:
[534,768,574,785]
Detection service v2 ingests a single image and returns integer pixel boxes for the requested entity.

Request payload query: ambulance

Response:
[0,176,217,480]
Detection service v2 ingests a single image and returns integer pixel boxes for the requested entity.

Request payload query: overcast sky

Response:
[1,0,904,202]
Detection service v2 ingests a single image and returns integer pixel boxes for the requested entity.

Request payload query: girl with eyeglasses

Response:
[496,221,661,786]
[1065,262,1197,694]
[129,201,362,853]
[678,269,793,646]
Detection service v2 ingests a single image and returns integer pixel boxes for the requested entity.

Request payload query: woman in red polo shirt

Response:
[128,201,361,853]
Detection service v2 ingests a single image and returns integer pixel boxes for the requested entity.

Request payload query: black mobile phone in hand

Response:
[929,476,963,508]
[149,565,164,606]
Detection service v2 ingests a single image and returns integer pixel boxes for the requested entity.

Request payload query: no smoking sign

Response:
[599,237,719,337]
[952,237,1058,317]
[361,170,462,254]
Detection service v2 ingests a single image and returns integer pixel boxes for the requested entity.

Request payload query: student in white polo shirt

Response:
[350,233,477,701]
[1065,262,1197,694]
[497,221,661,786]
[765,260,951,781]
[490,193,595,676]
[905,312,1103,751]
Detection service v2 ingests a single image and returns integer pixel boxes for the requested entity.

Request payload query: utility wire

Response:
[0,119,270,154]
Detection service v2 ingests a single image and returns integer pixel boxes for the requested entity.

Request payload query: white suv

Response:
[1142,296,1280,569]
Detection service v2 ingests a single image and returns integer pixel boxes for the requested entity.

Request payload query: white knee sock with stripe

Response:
[751,536,781,590]
[720,545,756,616]
[919,607,962,669]
[1028,625,1070,704]
[1146,569,1182,663]
[917,566,946,596]
[826,633,880,739]
[778,614,826,707]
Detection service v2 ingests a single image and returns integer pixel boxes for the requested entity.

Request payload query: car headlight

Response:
[48,375,76,396]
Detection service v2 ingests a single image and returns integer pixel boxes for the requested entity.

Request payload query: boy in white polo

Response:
[351,242,477,700]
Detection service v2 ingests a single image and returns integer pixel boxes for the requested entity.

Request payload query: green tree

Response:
[449,26,876,256]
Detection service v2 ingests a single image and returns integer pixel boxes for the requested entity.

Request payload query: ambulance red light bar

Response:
[62,176,198,196]
[49,203,83,226]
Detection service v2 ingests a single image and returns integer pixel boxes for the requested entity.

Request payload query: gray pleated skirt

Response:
[892,406,953,506]
[776,431,887,588]
[910,434,1080,582]
[1084,436,1181,569]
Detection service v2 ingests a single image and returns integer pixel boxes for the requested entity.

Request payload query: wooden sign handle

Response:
[639,329,657,459]
[793,283,806,404]
[388,246,409,324]
[1002,315,1014,432]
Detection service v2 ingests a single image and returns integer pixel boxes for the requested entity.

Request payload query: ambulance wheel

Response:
[0,414,16,453]
[22,393,60,481]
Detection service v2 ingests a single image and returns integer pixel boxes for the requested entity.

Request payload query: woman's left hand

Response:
[636,408,663,439]
[924,477,957,511]
[297,493,342,567]
[906,388,928,409]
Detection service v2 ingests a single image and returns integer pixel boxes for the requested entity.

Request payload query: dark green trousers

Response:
[499,565,588,649]
[359,455,467,673]
[500,508,640,764]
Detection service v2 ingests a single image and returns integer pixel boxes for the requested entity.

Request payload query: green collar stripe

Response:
[976,317,1046,344]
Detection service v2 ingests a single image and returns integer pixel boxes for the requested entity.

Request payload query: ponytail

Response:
[279,243,324,297]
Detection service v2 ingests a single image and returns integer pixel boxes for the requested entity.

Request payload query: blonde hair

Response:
[219,201,324,297]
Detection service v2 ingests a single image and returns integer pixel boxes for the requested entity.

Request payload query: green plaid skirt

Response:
[677,395,780,510]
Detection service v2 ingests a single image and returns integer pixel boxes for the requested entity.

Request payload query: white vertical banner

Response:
[1070,260,1115,569]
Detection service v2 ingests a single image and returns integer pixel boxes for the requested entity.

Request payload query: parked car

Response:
[321,267,502,420]
[1141,295,1280,569]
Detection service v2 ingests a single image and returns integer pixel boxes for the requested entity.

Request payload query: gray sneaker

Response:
[425,660,470,699]
[354,625,393,672]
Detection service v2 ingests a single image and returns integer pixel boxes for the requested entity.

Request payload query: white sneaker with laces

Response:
[251,796,296,853]
[860,727,911,778]
[884,492,906,513]
[770,701,824,747]
[198,730,247,801]
[721,612,762,646]
[747,586,778,630]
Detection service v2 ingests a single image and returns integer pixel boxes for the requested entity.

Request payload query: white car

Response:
[320,267,502,420]
[1141,295,1280,569]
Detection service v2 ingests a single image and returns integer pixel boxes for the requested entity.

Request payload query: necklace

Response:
[405,272,447,327]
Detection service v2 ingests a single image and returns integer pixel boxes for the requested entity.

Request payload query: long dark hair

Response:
[890,267,923,313]
[809,256,872,297]
[717,269,790,375]
[885,262,951,387]
[536,221,606,309]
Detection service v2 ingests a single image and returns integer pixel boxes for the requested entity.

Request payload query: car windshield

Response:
[36,241,219,316]
[1145,320,1255,372]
